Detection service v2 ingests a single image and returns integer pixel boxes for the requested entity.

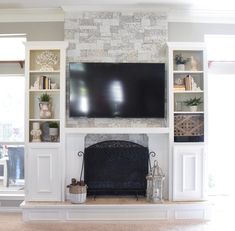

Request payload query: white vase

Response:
[49,128,58,142]
[176,64,185,71]
[189,106,198,112]
[190,56,198,71]
[49,128,58,136]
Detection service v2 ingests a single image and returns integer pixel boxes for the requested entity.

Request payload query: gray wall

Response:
[1,21,235,42]
[0,22,64,74]
[168,22,235,42]
[0,22,64,41]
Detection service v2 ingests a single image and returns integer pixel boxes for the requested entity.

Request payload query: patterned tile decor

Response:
[64,11,168,127]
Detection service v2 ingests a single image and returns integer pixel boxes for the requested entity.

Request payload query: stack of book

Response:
[174,84,186,91]
[39,76,51,89]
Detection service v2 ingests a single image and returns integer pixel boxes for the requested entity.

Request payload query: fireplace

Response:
[84,140,149,196]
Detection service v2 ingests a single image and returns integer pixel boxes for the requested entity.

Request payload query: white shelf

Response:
[174,90,203,93]
[174,111,204,114]
[28,142,60,147]
[29,89,60,92]
[173,71,203,74]
[29,70,60,74]
[29,119,60,122]
[65,127,170,134]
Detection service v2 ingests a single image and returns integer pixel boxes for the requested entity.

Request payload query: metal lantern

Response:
[146,160,165,203]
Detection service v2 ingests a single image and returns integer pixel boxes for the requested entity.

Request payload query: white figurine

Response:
[191,77,202,91]
[31,76,40,90]
[50,82,57,89]
[30,122,42,142]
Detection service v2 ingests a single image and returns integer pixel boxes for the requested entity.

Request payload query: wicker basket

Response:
[174,114,204,142]
[69,185,87,204]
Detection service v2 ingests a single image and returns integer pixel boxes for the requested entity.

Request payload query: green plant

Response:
[49,122,59,128]
[184,97,203,106]
[175,54,189,65]
[38,93,51,102]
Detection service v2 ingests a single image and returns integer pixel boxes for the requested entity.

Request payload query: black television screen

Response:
[69,62,165,118]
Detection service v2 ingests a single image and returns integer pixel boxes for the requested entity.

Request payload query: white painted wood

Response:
[23,41,208,219]
[167,42,207,202]
[182,154,197,192]
[25,41,68,202]
[27,146,60,201]
[173,144,205,201]
[21,201,212,221]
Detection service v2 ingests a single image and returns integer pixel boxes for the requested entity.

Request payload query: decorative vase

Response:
[189,106,198,112]
[190,56,198,71]
[176,64,185,71]
[39,102,52,119]
[30,122,42,142]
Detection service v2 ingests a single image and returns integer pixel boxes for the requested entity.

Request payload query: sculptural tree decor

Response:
[35,50,58,71]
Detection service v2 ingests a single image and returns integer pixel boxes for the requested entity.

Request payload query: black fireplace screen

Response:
[84,140,149,196]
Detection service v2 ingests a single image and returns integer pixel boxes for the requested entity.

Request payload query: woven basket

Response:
[69,185,87,204]
[174,114,204,137]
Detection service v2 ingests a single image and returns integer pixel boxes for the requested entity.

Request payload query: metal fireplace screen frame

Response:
[84,140,149,196]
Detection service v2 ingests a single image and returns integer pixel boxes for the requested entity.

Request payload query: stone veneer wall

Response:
[64,11,168,127]
[85,134,148,148]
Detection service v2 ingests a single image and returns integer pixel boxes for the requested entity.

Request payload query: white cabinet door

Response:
[26,146,61,201]
[173,144,205,201]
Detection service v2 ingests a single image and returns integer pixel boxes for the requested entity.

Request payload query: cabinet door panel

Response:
[27,147,60,201]
[173,145,205,201]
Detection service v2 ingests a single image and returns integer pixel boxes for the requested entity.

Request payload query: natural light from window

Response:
[0,76,25,142]
[0,35,26,189]
[193,0,235,10]
[206,35,235,196]
[0,36,25,61]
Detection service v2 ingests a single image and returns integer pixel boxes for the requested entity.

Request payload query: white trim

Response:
[62,5,168,12]
[21,200,212,221]
[0,207,22,213]
[0,194,24,201]
[0,5,235,24]
[0,142,24,145]
[0,74,24,77]
[0,8,64,22]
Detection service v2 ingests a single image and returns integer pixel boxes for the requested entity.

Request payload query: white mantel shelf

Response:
[65,127,170,134]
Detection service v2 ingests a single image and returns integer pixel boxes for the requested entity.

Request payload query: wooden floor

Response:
[0,211,231,231]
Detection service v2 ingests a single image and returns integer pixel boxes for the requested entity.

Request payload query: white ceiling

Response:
[0,0,235,11]
[0,0,194,9]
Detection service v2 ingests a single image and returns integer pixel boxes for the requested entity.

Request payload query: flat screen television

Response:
[69,62,165,118]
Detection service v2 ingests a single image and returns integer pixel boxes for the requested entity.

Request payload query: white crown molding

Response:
[62,4,169,12]
[0,8,64,22]
[168,7,235,24]
[1,5,235,24]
